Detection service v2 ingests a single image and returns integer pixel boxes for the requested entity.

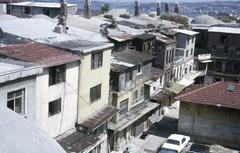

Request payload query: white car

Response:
[159,134,190,153]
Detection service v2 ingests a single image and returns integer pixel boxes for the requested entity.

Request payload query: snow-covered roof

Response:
[191,15,222,25]
[173,29,198,36]
[10,1,76,8]
[0,106,66,153]
[208,26,240,34]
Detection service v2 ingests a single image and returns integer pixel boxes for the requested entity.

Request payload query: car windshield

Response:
[159,148,178,153]
[166,139,180,145]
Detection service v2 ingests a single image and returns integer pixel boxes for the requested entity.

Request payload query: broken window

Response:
[91,52,103,69]
[49,65,66,86]
[90,84,101,103]
[48,98,61,117]
[7,88,25,114]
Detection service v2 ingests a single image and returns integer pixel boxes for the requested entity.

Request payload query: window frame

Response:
[49,65,66,86]
[119,99,129,114]
[48,98,61,117]
[91,51,103,70]
[7,88,25,115]
[90,84,102,103]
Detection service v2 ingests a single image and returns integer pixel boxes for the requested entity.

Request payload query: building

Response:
[108,50,160,151]
[7,1,77,18]
[173,29,198,81]
[0,42,80,138]
[0,19,116,153]
[133,33,156,55]
[0,0,25,14]
[154,33,176,86]
[205,26,240,83]
[176,82,240,149]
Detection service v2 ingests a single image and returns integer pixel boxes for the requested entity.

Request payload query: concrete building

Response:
[7,1,77,18]
[0,19,116,153]
[108,50,160,151]
[176,82,240,149]
[205,26,240,83]
[0,42,80,138]
[154,33,176,87]
[173,29,198,81]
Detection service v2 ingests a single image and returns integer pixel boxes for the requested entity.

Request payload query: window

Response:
[212,45,216,53]
[21,6,31,14]
[7,88,25,114]
[224,47,229,55]
[90,84,101,102]
[137,64,142,74]
[133,90,138,100]
[187,37,190,45]
[126,71,132,82]
[160,75,163,84]
[140,87,144,96]
[119,99,128,114]
[91,52,103,69]
[186,50,189,57]
[220,35,227,43]
[167,139,180,145]
[168,50,171,63]
[49,65,65,86]
[236,48,240,56]
[48,99,61,117]
[191,48,193,55]
[166,50,169,64]
[181,138,186,144]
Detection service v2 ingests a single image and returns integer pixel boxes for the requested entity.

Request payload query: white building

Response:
[173,29,198,81]
[0,42,80,138]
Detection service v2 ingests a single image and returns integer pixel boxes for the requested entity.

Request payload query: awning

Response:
[108,102,159,132]
[79,105,118,131]
[57,132,99,153]
[167,82,186,94]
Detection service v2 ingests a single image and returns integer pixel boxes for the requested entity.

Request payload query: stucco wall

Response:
[36,61,79,138]
[0,76,37,123]
[178,102,240,149]
[78,49,111,123]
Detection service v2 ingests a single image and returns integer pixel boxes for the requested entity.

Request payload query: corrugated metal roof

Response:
[208,26,240,34]
[176,82,240,110]
[0,42,80,67]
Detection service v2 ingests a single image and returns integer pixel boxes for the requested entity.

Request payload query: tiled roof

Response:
[0,42,80,67]
[176,82,240,110]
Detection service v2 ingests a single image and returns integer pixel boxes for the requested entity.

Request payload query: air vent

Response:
[226,84,235,92]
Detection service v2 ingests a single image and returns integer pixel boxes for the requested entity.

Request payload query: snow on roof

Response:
[208,26,240,34]
[0,106,66,153]
[173,29,198,36]
[168,134,188,141]
[10,1,76,8]
[0,18,108,44]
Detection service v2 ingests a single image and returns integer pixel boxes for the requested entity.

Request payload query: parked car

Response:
[187,144,209,153]
[159,134,190,153]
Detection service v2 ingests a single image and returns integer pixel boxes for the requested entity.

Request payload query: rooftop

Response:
[0,32,30,46]
[173,29,198,36]
[111,50,155,69]
[208,26,240,34]
[0,106,66,153]
[0,42,80,67]
[176,82,240,110]
[134,33,156,40]
[10,1,76,8]
[57,132,99,153]
[154,33,176,45]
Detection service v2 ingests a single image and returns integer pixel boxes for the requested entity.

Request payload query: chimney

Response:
[156,2,160,16]
[174,2,180,14]
[54,0,68,33]
[134,0,140,16]
[84,0,91,18]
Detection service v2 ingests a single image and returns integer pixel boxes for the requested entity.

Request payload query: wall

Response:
[0,76,37,123]
[0,4,6,14]
[178,102,240,149]
[36,61,79,138]
[78,49,111,123]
